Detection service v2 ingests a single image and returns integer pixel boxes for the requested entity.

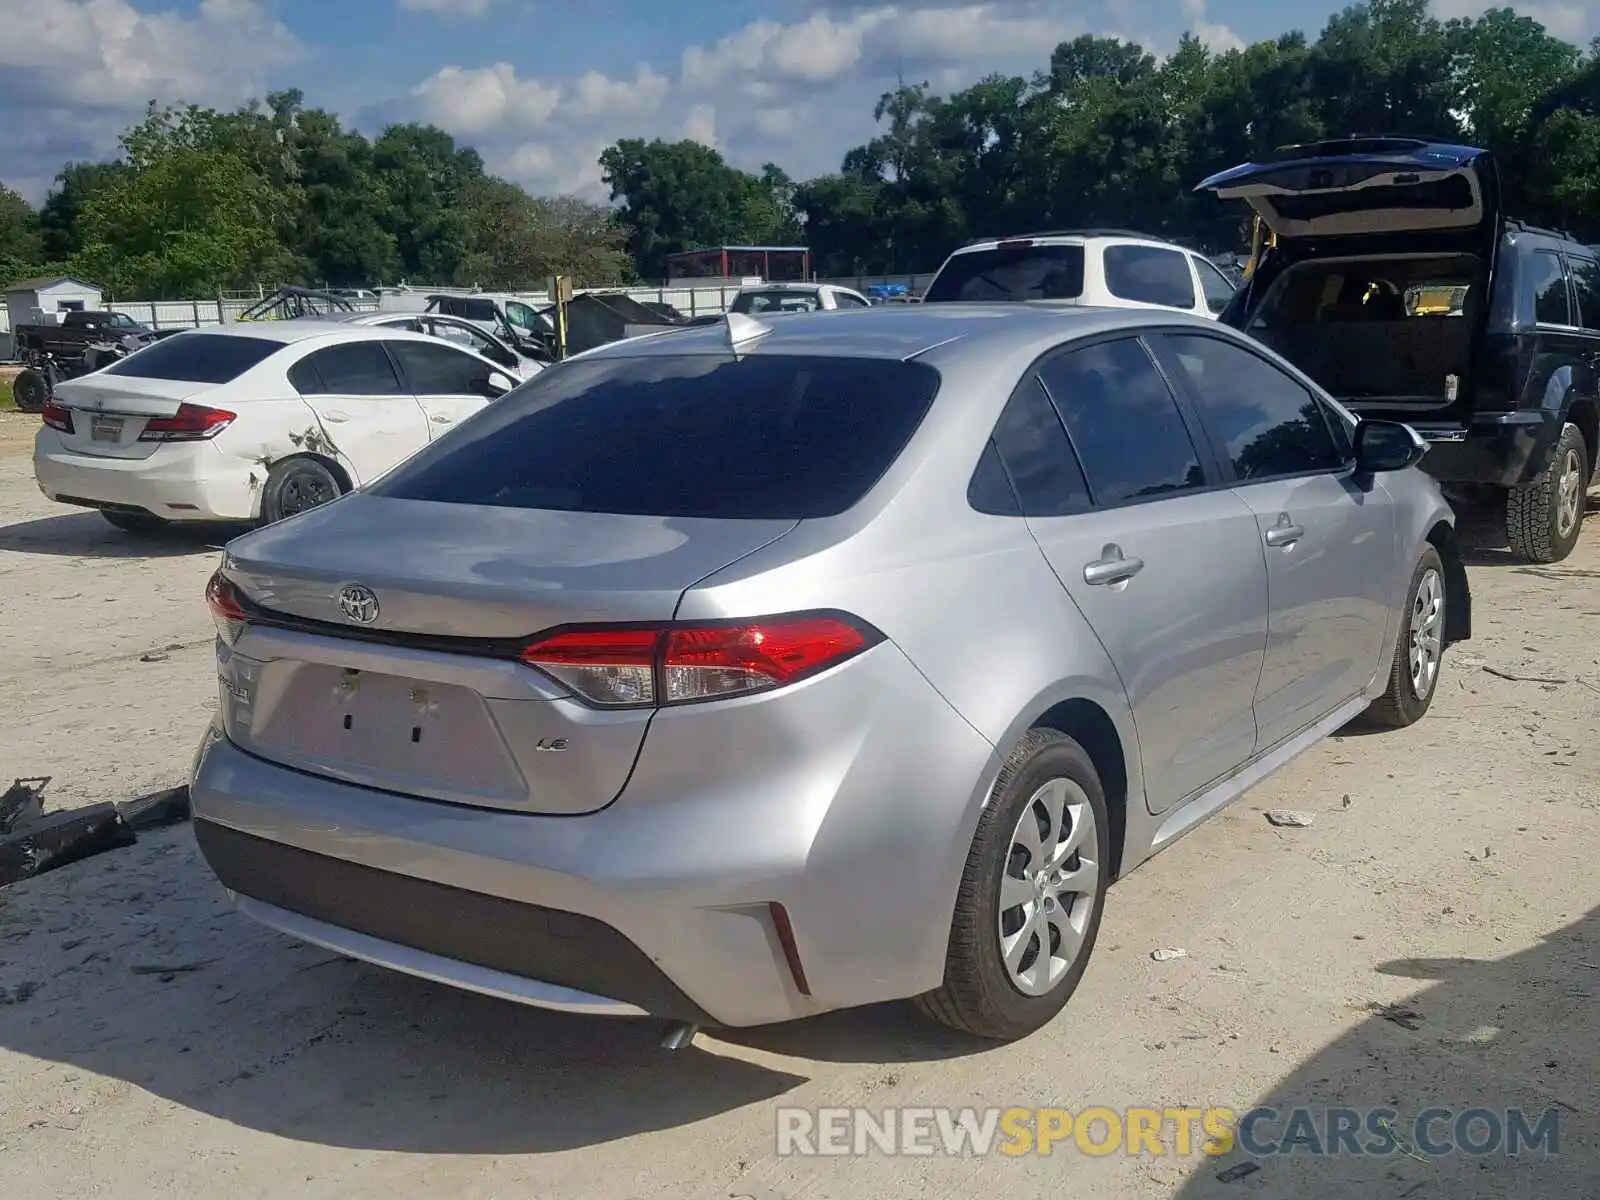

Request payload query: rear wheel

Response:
[101,510,168,535]
[261,457,344,524]
[1506,422,1588,563]
[13,368,49,414]
[916,728,1110,1041]
[1361,546,1446,730]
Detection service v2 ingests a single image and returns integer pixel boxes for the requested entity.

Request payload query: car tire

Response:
[260,457,345,524]
[916,728,1111,1042]
[1506,422,1588,563]
[101,510,168,535]
[13,368,49,414]
[1361,546,1447,730]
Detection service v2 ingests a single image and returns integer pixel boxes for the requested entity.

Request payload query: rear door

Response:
[286,340,430,484]
[1151,331,1396,747]
[1010,335,1269,812]
[387,339,500,436]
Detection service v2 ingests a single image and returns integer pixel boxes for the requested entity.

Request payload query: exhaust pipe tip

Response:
[660,1021,699,1051]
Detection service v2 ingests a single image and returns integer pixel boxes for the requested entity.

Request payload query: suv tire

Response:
[917,728,1110,1041]
[1507,422,1589,563]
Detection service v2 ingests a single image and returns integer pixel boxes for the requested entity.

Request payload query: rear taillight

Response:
[41,400,74,433]
[139,404,236,442]
[205,569,248,644]
[520,614,880,708]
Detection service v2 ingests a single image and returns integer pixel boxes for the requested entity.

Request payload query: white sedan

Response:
[34,323,519,532]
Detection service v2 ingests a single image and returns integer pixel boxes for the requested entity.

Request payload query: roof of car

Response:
[161,320,464,348]
[954,230,1193,252]
[577,302,1223,364]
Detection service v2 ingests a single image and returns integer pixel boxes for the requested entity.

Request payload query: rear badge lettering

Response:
[534,738,569,752]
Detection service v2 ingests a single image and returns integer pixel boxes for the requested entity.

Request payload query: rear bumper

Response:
[33,429,258,522]
[189,641,1000,1027]
[1414,411,1561,487]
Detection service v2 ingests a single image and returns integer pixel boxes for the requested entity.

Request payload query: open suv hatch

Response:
[1199,137,1598,562]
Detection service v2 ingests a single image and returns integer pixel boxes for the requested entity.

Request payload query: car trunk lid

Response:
[48,375,207,460]
[215,493,797,814]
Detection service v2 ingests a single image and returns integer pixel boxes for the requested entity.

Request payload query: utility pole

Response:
[547,275,573,359]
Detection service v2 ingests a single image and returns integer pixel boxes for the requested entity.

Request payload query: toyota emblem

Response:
[337,583,379,625]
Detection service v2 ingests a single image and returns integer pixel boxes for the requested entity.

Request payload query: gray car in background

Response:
[190,303,1471,1042]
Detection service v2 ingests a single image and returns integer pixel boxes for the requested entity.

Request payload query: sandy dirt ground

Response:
[0,406,1596,1199]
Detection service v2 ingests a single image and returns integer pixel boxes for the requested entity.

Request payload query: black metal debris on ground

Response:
[0,779,191,889]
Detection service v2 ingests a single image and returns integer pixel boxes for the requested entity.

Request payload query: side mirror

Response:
[475,370,515,398]
[1354,419,1427,476]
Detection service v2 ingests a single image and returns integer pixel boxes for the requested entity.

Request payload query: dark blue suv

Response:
[1200,136,1597,563]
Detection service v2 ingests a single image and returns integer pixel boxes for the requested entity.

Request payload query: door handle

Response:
[322,412,349,423]
[1264,518,1305,548]
[431,414,453,424]
[1083,545,1144,586]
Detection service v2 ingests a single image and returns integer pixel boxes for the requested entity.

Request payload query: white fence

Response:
[1,272,938,360]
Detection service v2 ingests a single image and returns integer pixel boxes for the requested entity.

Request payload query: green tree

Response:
[599,138,798,278]
[71,147,295,297]
[0,183,42,286]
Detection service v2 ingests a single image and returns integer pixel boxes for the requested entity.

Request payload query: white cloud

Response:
[1179,0,1245,51]
[398,0,495,14]
[410,63,562,135]
[0,0,303,201]
[566,65,673,119]
[0,0,301,110]
[681,103,720,148]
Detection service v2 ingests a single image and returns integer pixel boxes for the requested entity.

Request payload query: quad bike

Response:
[12,339,132,414]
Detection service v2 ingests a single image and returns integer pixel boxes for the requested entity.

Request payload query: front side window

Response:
[1161,334,1344,479]
[1036,337,1206,504]
[1103,245,1197,309]
[371,354,942,520]
[390,340,489,396]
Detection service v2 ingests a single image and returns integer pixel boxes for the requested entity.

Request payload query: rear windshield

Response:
[923,244,1085,303]
[103,333,282,383]
[730,290,822,314]
[370,354,942,519]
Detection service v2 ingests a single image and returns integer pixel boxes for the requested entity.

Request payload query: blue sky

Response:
[3,0,1593,205]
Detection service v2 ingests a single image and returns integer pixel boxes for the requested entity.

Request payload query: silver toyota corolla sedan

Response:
[190,303,1471,1042]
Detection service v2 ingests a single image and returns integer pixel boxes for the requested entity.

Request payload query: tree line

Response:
[5,0,1600,298]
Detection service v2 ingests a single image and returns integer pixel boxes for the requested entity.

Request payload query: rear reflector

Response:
[139,403,236,442]
[41,400,74,433]
[520,614,880,708]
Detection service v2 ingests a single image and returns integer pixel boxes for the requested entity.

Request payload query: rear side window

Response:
[981,378,1091,517]
[1103,245,1196,309]
[290,342,404,396]
[1528,251,1571,326]
[371,354,941,520]
[105,334,280,384]
[1037,338,1206,504]
[1568,257,1600,332]
[1161,334,1344,479]
[390,341,487,395]
[924,245,1085,303]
